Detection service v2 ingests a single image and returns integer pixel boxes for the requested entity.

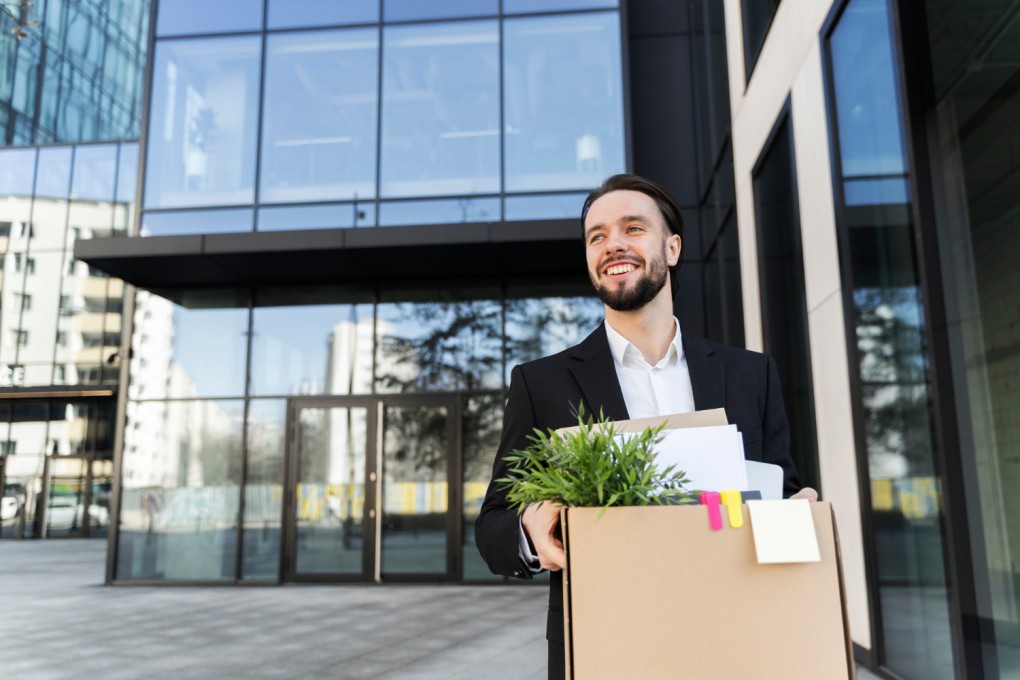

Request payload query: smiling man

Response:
[475,173,816,680]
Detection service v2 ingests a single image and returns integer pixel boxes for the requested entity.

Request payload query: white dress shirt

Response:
[603,316,696,418]
[519,317,696,569]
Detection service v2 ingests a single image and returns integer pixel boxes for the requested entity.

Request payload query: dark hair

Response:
[581,173,685,296]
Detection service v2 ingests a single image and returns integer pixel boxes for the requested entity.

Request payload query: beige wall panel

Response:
[791,46,842,312]
[725,0,872,649]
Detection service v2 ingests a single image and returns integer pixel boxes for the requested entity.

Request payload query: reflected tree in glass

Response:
[375,299,502,393]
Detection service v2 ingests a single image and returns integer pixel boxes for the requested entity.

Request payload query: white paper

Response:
[746,499,821,564]
[633,424,749,492]
[745,460,784,500]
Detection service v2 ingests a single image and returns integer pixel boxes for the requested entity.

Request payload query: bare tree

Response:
[1,0,37,40]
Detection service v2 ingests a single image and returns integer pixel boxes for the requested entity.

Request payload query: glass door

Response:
[283,395,459,583]
[379,396,457,581]
[285,400,374,582]
[41,456,104,538]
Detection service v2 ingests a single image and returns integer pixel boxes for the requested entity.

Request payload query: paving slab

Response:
[0,539,883,679]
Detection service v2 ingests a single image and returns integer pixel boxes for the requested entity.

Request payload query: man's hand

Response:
[522,501,566,571]
[791,487,819,501]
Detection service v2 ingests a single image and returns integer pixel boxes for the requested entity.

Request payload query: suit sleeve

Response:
[762,355,803,498]
[474,364,541,580]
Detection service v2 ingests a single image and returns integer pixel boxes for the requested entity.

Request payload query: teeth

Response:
[607,264,635,275]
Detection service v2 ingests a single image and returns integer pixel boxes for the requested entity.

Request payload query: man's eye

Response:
[589,234,604,243]
[627,225,644,232]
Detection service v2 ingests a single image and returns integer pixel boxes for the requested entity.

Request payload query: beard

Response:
[591,246,670,312]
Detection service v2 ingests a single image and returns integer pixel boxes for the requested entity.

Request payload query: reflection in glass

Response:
[144,37,261,209]
[922,0,1020,673]
[462,393,503,580]
[504,13,625,192]
[505,0,617,11]
[17,252,64,372]
[381,21,500,198]
[71,145,117,202]
[128,291,249,399]
[31,148,72,251]
[384,0,497,22]
[243,399,285,580]
[157,0,262,36]
[114,144,139,235]
[505,295,603,383]
[44,456,98,538]
[250,304,374,396]
[829,1,907,178]
[827,1,953,675]
[140,208,254,236]
[117,399,244,580]
[258,203,376,231]
[0,148,37,196]
[267,0,379,29]
[261,29,379,203]
[503,193,587,221]
[34,146,73,199]
[382,404,448,575]
[378,197,499,226]
[294,406,367,576]
[376,297,502,392]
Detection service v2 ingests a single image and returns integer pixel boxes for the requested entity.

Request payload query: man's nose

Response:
[604,228,629,252]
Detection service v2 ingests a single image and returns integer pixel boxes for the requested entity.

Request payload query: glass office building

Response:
[1,0,1017,677]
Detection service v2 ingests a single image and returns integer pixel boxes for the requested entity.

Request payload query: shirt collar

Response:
[604,317,684,370]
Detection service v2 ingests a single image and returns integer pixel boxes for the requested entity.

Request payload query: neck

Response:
[604,287,676,364]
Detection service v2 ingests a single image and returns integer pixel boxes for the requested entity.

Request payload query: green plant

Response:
[499,409,698,512]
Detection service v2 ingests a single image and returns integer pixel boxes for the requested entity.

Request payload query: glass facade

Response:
[690,0,743,347]
[0,142,137,540]
[0,0,150,145]
[140,3,627,231]
[920,0,1020,675]
[116,286,604,581]
[752,115,819,491]
[826,0,952,676]
[740,0,780,80]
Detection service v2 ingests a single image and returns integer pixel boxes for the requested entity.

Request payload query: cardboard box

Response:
[561,501,854,679]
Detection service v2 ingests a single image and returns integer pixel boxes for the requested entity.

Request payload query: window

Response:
[14,293,31,311]
[54,365,66,383]
[741,0,781,79]
[753,111,819,490]
[56,331,67,346]
[260,29,379,203]
[144,36,261,208]
[11,329,28,346]
[380,21,500,198]
[0,441,15,455]
[59,295,73,316]
[26,257,35,274]
[503,13,625,192]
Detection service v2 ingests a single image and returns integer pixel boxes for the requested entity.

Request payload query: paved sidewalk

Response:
[0,540,882,679]
[0,540,547,679]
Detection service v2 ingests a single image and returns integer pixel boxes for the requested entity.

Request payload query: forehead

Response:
[584,190,664,229]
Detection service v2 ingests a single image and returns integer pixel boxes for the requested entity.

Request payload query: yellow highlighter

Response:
[720,489,744,529]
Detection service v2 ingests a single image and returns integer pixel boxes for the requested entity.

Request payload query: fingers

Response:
[523,501,567,570]
[791,487,819,502]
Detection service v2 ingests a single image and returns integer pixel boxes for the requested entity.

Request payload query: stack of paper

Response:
[607,408,784,499]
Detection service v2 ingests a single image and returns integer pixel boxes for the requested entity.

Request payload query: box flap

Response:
[555,407,729,435]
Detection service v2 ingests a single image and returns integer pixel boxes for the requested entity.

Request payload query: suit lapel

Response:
[683,333,726,411]
[569,324,630,422]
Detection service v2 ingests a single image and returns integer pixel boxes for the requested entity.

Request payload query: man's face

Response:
[583,190,681,312]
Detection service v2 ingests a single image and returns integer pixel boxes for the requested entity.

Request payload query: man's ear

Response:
[667,234,682,266]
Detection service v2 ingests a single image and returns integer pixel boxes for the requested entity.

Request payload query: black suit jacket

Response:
[474,324,802,655]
